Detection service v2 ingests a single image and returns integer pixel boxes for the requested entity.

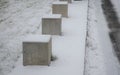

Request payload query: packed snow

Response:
[53,1,68,4]
[42,14,62,19]
[23,35,51,43]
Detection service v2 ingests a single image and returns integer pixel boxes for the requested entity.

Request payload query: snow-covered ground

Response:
[85,0,120,75]
[0,0,120,75]
[8,1,88,75]
[0,0,56,75]
[84,0,107,75]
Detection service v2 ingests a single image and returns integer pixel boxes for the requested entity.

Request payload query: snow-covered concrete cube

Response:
[23,35,52,66]
[42,14,62,35]
[60,0,72,3]
[52,1,68,17]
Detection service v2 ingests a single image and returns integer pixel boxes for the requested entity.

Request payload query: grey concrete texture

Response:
[60,0,72,3]
[23,37,52,66]
[42,17,62,35]
[52,3,68,17]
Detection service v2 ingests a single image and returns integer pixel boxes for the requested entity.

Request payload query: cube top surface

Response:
[53,1,68,4]
[42,14,62,19]
[23,35,51,43]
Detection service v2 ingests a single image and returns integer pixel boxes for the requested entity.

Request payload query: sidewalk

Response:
[9,1,88,75]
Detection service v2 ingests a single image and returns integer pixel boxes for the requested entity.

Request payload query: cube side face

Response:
[42,19,51,35]
[52,4,68,17]
[51,19,61,35]
[23,42,51,66]
[48,38,52,65]
[60,0,72,3]
[42,18,61,35]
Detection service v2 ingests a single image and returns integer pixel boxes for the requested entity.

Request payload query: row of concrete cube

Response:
[42,1,68,35]
[23,0,72,66]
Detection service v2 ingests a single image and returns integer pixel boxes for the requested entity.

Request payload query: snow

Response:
[84,0,120,75]
[53,1,68,4]
[23,35,51,43]
[43,14,61,19]
[0,0,120,75]
[0,0,56,75]
[8,1,88,75]
[95,2,120,75]
[84,0,107,75]
[95,1,120,75]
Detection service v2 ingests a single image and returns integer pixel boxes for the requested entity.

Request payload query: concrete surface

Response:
[52,1,68,17]
[23,35,52,66]
[60,0,72,3]
[42,14,62,35]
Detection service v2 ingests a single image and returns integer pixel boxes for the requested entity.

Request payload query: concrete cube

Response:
[60,0,72,3]
[52,1,68,17]
[42,14,62,35]
[23,35,52,66]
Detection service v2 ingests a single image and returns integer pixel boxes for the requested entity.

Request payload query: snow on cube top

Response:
[53,1,68,5]
[42,14,61,19]
[23,35,51,43]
